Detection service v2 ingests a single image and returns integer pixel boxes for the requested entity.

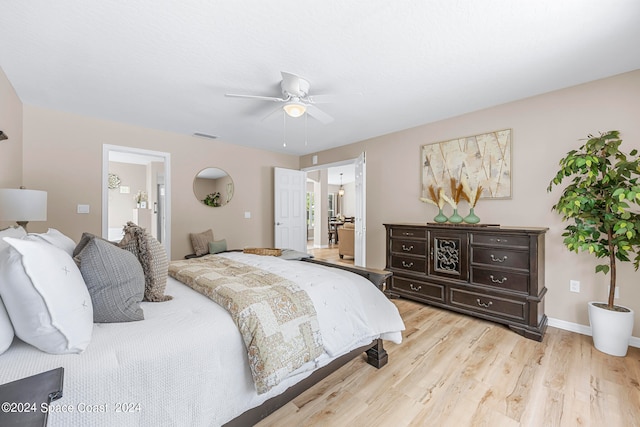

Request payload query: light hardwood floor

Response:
[257,298,640,427]
[307,244,354,267]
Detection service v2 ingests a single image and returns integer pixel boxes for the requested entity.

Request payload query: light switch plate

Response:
[77,204,90,214]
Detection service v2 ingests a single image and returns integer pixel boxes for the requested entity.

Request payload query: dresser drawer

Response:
[390,228,426,239]
[391,277,444,303]
[450,288,526,322]
[471,247,529,270]
[470,267,529,293]
[390,255,426,274]
[472,234,530,248]
[391,239,426,256]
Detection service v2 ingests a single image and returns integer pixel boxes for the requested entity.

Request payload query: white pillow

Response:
[0,226,26,252]
[0,237,93,354]
[0,296,14,355]
[25,228,76,256]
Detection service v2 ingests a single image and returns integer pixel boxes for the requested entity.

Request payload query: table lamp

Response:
[0,188,48,232]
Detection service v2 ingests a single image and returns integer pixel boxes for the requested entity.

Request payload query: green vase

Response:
[434,209,448,223]
[463,207,480,224]
[449,208,463,224]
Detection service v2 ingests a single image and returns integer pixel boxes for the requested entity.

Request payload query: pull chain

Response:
[304,111,308,146]
[282,110,287,148]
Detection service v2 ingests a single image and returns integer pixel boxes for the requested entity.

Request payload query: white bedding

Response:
[0,254,404,426]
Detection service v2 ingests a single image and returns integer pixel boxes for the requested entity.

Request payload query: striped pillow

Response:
[119,222,172,302]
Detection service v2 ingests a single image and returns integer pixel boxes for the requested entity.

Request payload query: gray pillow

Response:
[208,239,227,254]
[76,237,145,323]
[279,249,313,260]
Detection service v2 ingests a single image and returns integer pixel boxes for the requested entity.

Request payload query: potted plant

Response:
[548,130,640,356]
[203,192,221,207]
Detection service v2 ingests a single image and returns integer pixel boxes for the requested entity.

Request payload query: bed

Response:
[0,230,405,427]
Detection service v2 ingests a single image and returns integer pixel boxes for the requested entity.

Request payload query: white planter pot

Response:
[588,301,634,357]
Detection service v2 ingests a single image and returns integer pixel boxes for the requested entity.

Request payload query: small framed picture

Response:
[140,201,147,209]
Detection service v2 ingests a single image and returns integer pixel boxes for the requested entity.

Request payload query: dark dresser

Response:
[384,223,548,341]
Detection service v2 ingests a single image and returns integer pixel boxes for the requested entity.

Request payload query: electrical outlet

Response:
[570,280,580,293]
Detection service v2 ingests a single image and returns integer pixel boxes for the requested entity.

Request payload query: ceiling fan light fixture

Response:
[283,102,306,118]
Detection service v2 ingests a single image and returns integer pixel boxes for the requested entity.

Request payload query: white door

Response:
[274,167,307,252]
[354,152,366,266]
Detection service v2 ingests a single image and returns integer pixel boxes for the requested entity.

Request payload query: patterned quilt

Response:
[168,255,323,394]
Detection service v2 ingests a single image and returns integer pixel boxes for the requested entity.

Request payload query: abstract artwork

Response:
[421,129,512,199]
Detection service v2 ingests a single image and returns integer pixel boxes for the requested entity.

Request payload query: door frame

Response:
[302,155,366,266]
[102,144,172,259]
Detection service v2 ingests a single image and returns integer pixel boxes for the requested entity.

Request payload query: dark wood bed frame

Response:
[223,258,393,427]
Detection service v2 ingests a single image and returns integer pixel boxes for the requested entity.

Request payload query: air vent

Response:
[192,132,218,140]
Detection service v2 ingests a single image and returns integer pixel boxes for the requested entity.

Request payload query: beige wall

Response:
[0,67,23,229]
[108,162,147,231]
[301,70,640,334]
[20,105,299,258]
[7,66,640,335]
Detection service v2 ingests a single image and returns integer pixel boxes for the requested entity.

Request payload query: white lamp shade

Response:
[283,102,306,118]
[0,189,48,222]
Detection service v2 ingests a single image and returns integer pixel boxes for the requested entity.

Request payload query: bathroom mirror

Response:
[193,167,234,207]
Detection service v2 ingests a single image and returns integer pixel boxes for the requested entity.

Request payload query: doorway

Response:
[303,155,365,266]
[102,145,171,259]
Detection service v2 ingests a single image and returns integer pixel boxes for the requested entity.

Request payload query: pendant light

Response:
[338,173,345,197]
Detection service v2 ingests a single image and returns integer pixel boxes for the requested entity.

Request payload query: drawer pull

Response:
[490,254,508,263]
[409,284,422,292]
[402,232,414,236]
[476,298,493,308]
[401,261,414,268]
[489,275,508,284]
[401,244,414,252]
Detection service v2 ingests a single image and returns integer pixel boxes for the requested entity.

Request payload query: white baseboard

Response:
[547,317,640,348]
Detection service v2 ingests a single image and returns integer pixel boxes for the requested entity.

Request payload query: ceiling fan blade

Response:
[307,92,362,104]
[225,93,287,102]
[261,105,285,122]
[305,104,334,124]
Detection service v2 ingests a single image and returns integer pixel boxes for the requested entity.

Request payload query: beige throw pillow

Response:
[190,229,214,256]
[118,222,172,302]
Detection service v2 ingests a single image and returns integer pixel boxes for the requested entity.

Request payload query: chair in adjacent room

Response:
[338,222,355,259]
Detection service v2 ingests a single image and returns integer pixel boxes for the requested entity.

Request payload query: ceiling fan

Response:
[225,71,345,124]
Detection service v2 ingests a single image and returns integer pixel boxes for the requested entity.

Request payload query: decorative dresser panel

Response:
[385,223,548,341]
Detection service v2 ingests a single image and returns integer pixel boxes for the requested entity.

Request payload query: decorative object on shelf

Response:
[0,187,48,232]
[445,178,463,223]
[421,129,511,200]
[461,176,483,224]
[202,192,221,207]
[107,173,121,190]
[462,208,480,225]
[420,185,447,223]
[133,190,148,208]
[548,130,640,356]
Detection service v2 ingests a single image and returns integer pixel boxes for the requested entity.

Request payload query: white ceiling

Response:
[1,1,639,156]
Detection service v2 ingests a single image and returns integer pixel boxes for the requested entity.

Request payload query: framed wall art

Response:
[421,129,512,200]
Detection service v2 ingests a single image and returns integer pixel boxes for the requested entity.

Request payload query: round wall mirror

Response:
[193,167,234,207]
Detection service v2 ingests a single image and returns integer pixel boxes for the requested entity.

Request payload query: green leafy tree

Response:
[548,130,640,309]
